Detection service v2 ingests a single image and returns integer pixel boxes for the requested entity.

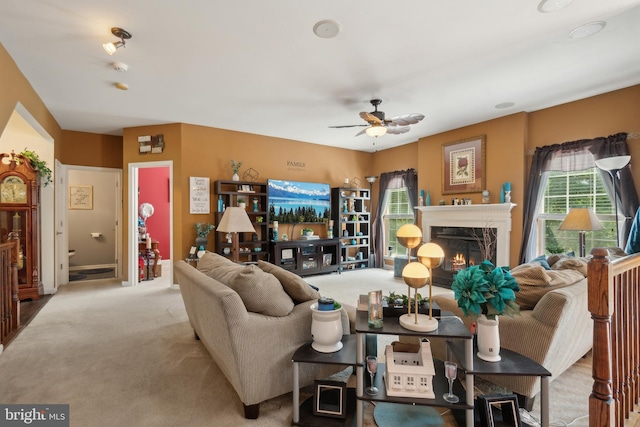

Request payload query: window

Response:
[383,188,414,257]
[536,168,617,255]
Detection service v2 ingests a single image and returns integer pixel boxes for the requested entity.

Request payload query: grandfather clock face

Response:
[0,176,27,204]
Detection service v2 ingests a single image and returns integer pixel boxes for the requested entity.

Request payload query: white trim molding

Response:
[416,203,516,267]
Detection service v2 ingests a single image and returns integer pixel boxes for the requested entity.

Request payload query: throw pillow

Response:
[552,256,588,277]
[530,254,551,270]
[227,264,295,316]
[257,260,320,303]
[510,263,583,310]
[197,252,242,286]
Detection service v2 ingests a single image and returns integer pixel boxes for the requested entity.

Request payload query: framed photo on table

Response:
[442,135,485,194]
[478,394,521,427]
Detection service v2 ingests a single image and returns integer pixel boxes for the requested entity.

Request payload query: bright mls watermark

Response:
[0,405,69,426]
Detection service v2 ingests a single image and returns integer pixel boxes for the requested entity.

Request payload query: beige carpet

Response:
[0,266,590,426]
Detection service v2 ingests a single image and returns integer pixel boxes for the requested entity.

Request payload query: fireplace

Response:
[430,226,497,288]
[416,203,515,289]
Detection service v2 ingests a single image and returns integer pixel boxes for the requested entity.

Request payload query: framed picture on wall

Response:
[442,135,486,194]
[69,185,93,210]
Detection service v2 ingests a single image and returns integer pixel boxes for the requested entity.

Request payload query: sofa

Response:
[431,255,593,409]
[174,252,351,419]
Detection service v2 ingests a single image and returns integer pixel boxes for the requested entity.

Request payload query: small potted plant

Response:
[231,160,242,181]
[451,260,520,361]
[194,222,215,250]
[237,197,247,209]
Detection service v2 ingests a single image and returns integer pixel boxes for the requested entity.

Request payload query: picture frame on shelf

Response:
[237,184,254,193]
[442,135,485,194]
[312,380,347,419]
[478,393,521,427]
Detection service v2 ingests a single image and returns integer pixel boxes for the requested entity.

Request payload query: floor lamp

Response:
[216,207,256,263]
[559,208,603,257]
[595,155,631,246]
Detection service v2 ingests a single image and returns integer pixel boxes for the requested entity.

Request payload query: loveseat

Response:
[432,255,593,409]
[174,253,350,419]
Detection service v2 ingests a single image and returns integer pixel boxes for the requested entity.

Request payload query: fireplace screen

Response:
[430,226,497,288]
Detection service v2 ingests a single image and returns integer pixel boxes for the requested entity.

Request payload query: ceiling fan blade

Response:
[387,113,425,127]
[359,112,383,125]
[385,126,410,135]
[329,124,368,128]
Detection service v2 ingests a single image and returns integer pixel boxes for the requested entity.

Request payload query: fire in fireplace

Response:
[430,226,497,289]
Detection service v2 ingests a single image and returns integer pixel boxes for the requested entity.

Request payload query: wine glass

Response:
[443,361,459,403]
[366,355,379,395]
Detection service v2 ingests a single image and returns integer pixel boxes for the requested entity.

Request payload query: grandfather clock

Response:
[0,151,41,300]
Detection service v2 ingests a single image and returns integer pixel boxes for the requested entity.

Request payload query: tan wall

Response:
[528,85,640,196]
[60,130,123,168]
[4,39,640,273]
[0,43,62,154]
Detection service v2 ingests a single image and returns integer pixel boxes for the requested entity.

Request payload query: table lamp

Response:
[216,207,256,263]
[595,155,631,247]
[559,208,603,257]
[397,223,423,317]
[403,242,444,332]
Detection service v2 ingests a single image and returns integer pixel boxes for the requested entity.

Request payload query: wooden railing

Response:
[588,248,640,427]
[0,239,20,346]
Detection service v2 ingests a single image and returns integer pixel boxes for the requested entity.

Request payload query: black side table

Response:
[292,335,357,426]
[447,340,551,427]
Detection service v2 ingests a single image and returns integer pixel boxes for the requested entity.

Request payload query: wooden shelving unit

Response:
[214,180,269,263]
[331,187,371,272]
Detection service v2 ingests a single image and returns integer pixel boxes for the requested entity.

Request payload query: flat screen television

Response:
[268,179,331,223]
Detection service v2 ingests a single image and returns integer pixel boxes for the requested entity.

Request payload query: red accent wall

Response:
[139,167,171,260]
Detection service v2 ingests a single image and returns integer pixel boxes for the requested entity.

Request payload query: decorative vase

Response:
[310,303,343,353]
[195,236,208,251]
[476,314,501,362]
[232,173,240,181]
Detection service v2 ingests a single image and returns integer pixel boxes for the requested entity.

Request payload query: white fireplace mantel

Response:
[416,203,516,266]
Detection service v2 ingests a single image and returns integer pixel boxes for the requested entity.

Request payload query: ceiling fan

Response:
[329,99,425,137]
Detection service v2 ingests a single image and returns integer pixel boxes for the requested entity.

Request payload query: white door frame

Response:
[126,161,173,287]
[54,160,68,287]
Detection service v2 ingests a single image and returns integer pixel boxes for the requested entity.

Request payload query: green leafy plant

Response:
[195,222,215,238]
[451,260,520,320]
[384,291,428,308]
[20,148,52,187]
[231,160,242,175]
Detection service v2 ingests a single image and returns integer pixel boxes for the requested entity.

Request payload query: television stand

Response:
[270,239,340,276]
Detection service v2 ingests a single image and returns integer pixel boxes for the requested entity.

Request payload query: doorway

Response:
[127,161,173,287]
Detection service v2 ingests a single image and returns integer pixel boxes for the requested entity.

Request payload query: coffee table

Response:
[292,334,357,426]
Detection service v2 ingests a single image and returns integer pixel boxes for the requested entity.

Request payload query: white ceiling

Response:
[1,1,639,153]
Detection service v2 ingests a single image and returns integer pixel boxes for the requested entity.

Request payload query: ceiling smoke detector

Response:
[111,62,128,72]
[313,20,340,39]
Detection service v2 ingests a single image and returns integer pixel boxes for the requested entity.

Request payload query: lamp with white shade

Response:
[216,207,256,263]
[559,208,603,257]
[595,155,631,246]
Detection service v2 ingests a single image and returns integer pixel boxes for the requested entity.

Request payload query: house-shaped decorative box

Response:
[384,340,435,399]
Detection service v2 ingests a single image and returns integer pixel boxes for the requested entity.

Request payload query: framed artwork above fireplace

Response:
[442,135,485,194]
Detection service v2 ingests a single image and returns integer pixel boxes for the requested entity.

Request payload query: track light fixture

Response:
[103,27,132,55]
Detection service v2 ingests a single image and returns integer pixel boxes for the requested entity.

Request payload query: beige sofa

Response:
[432,256,593,409]
[174,253,350,419]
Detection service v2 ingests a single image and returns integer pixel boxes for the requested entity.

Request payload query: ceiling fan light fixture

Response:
[366,125,387,138]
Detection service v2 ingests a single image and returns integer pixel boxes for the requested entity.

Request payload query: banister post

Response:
[588,247,614,427]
